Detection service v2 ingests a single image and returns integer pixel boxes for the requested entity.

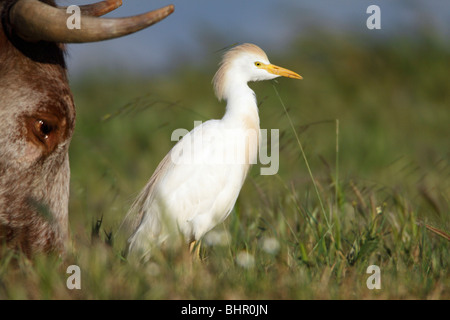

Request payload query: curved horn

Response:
[9,0,174,43]
[59,0,123,17]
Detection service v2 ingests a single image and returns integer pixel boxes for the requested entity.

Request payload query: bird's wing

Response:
[120,150,174,238]
[122,120,218,239]
[128,119,251,243]
[155,120,250,238]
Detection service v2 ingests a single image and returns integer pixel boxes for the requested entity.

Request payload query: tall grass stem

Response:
[272,84,330,228]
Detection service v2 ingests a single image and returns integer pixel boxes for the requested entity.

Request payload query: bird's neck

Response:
[221,82,260,170]
[222,82,260,132]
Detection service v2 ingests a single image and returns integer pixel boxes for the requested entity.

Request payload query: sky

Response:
[60,0,450,78]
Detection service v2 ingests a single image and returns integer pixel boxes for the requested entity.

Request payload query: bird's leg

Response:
[195,241,201,260]
[189,240,196,254]
[189,240,201,260]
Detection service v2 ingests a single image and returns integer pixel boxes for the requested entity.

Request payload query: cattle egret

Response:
[126,43,302,260]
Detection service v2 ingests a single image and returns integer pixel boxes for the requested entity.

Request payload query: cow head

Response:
[0,0,174,256]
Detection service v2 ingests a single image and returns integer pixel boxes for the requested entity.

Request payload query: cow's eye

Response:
[34,119,54,140]
[25,112,67,155]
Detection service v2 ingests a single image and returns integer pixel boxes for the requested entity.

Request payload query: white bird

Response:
[126,43,302,260]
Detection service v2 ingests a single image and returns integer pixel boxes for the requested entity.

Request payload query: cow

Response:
[0,0,174,256]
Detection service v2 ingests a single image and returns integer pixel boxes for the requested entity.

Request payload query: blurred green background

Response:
[62,31,449,299]
[69,33,449,234]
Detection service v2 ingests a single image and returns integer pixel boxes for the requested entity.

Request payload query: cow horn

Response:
[9,0,174,43]
[59,0,123,17]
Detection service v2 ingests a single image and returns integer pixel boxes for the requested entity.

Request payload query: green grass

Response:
[0,34,449,299]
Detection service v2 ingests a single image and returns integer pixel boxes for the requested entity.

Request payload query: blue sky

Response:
[61,0,450,77]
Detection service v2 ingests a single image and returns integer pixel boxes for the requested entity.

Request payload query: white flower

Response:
[203,230,230,246]
[260,237,280,255]
[236,251,255,269]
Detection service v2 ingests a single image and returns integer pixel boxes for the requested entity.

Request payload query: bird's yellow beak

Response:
[262,63,303,80]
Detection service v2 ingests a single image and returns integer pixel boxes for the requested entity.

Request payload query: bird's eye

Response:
[254,62,262,67]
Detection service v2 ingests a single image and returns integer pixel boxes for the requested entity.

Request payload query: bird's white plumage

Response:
[126,43,301,260]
